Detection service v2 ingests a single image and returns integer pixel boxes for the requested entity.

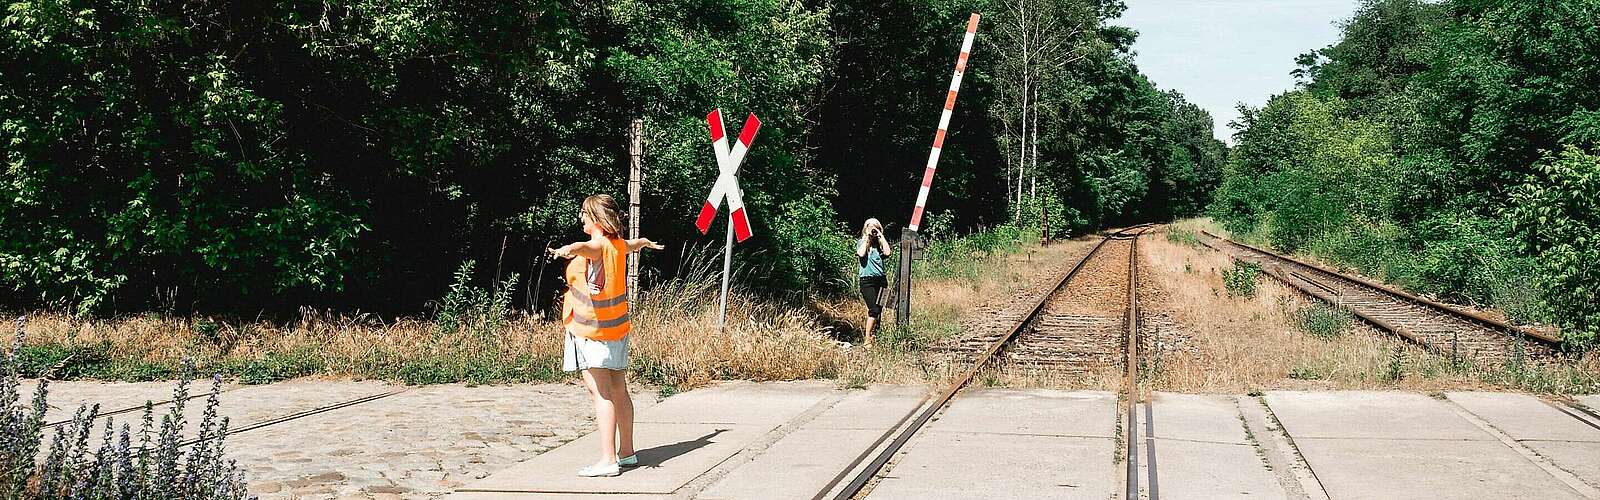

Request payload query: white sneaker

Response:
[577,462,620,477]
[619,454,638,467]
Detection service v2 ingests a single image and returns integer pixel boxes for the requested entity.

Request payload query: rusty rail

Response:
[1200,231,1561,359]
[819,224,1152,500]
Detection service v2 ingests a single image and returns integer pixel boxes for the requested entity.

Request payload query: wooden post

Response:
[628,118,643,304]
[895,229,916,328]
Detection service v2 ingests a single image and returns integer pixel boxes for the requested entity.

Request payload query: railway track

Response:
[1198,231,1561,365]
[821,224,1157,499]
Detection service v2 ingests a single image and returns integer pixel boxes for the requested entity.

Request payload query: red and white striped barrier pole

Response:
[908,13,980,232]
[898,14,979,329]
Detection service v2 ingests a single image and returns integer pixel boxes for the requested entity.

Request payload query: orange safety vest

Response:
[562,236,631,340]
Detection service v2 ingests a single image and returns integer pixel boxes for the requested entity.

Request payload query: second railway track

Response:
[1198,230,1562,364]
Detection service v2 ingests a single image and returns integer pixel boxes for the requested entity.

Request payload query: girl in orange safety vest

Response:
[549,194,663,477]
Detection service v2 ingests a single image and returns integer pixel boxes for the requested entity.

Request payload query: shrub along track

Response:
[819,225,1155,500]
[1197,231,1562,366]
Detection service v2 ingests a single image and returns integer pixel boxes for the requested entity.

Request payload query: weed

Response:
[1385,346,1406,382]
[1291,304,1352,340]
[1166,226,1201,247]
[1288,366,1323,380]
[657,385,680,398]
[1222,261,1262,298]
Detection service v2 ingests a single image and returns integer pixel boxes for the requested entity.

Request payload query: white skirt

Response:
[563,331,629,371]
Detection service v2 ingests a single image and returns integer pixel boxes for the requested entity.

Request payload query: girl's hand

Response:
[642,239,665,250]
[548,247,574,259]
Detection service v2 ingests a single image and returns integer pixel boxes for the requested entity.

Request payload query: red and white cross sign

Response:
[695,109,762,242]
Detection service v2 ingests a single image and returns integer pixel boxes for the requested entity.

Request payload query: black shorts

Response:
[859,275,888,318]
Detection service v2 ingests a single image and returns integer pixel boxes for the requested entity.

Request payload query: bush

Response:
[761,194,856,295]
[1507,147,1600,350]
[916,223,1029,280]
[1222,261,1262,298]
[2,317,249,498]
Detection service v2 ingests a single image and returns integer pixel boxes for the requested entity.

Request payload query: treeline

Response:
[1212,0,1600,349]
[0,0,1219,317]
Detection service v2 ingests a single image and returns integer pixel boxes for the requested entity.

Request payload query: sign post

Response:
[628,118,643,304]
[899,13,980,328]
[695,109,761,332]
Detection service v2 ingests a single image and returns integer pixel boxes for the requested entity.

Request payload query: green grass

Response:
[1291,304,1353,340]
[1166,226,1201,247]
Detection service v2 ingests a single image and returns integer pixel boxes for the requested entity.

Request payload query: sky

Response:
[1117,0,1360,143]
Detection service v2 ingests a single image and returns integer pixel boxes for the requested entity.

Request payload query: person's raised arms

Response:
[551,236,606,260]
[626,238,665,253]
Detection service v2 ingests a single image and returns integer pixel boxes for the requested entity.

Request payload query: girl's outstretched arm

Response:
[625,238,665,253]
[551,237,606,260]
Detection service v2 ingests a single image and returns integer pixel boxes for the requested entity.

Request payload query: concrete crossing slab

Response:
[1522,441,1600,488]
[458,381,836,496]
[1146,394,1285,499]
[927,389,1115,437]
[1266,390,1592,499]
[866,432,1114,500]
[1446,392,1600,489]
[1148,393,1250,443]
[803,385,929,430]
[1580,395,1600,412]
[1150,439,1286,499]
[700,385,927,500]
[1446,392,1600,442]
[635,380,835,425]
[1291,437,1585,499]
[1263,390,1487,440]
[864,389,1117,499]
[460,422,771,494]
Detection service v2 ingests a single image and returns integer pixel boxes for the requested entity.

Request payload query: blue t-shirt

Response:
[858,240,886,278]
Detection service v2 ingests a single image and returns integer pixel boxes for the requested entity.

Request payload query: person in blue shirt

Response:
[856,218,892,345]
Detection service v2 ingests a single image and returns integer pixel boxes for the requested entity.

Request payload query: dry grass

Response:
[10,278,847,390]
[1144,222,1600,394]
[843,238,1107,388]
[8,230,1081,391]
[20,221,1585,394]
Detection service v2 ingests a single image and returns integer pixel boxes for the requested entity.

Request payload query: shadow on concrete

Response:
[630,428,729,470]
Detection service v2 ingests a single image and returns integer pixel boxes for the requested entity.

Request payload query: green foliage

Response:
[228,347,326,385]
[1292,304,1353,340]
[434,260,518,337]
[916,223,1029,280]
[1385,346,1407,382]
[1214,0,1600,350]
[1221,261,1261,298]
[1165,226,1200,247]
[1507,147,1600,348]
[759,195,855,295]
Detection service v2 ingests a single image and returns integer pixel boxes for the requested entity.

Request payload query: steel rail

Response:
[1201,231,1560,347]
[178,388,409,448]
[1124,227,1141,500]
[42,385,244,429]
[821,224,1151,500]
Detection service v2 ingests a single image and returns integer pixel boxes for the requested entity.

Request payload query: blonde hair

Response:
[581,194,624,237]
[861,218,883,237]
